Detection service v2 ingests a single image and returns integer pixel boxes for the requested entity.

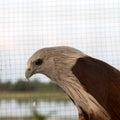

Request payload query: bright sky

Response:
[0,0,120,82]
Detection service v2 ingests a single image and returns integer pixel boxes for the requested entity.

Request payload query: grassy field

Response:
[0,91,69,101]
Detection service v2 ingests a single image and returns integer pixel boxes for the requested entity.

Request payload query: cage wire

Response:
[0,0,120,120]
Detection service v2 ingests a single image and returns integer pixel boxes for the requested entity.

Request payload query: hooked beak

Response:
[25,68,35,80]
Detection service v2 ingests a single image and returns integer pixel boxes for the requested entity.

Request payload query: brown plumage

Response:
[25,46,120,120]
[72,56,120,120]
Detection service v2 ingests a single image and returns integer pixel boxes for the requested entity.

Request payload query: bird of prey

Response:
[25,46,120,120]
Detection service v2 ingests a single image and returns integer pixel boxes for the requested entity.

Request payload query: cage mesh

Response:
[0,0,120,120]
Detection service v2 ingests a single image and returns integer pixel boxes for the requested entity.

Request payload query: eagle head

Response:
[25,46,85,80]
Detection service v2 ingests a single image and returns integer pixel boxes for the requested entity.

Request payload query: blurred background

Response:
[0,0,120,120]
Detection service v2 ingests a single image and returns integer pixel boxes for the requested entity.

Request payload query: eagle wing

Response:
[72,56,120,120]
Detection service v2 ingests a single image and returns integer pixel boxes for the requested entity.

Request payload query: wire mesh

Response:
[0,0,120,120]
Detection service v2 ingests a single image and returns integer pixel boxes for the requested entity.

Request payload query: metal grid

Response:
[0,0,120,120]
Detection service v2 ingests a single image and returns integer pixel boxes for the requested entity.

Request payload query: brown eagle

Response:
[25,46,120,120]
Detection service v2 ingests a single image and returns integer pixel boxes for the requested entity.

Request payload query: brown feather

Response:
[72,56,120,120]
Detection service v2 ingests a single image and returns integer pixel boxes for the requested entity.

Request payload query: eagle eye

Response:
[35,59,43,65]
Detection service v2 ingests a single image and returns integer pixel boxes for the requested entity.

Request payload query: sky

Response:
[0,0,120,83]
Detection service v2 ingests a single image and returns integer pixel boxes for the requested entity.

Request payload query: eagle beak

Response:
[25,68,33,81]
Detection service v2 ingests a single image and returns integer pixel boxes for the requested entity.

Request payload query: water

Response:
[0,99,77,119]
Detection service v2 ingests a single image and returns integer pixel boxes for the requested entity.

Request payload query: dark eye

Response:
[35,59,43,65]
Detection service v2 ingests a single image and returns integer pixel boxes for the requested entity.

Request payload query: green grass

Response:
[0,91,69,101]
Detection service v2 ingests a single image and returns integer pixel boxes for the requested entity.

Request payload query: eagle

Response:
[25,46,120,120]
